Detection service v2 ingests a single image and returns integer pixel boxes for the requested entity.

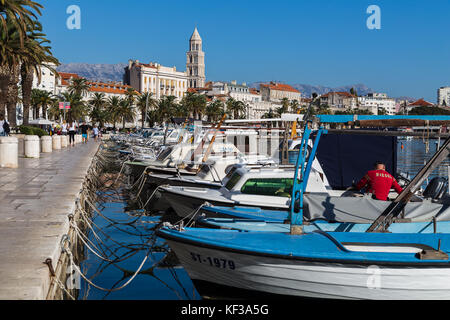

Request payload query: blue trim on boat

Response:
[157,227,450,266]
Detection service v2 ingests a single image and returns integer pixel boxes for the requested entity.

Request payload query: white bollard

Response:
[52,135,61,150]
[61,135,68,148]
[41,136,53,153]
[0,137,19,168]
[24,135,40,158]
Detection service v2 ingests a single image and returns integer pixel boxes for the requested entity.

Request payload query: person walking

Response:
[68,121,77,147]
[62,120,68,136]
[355,161,403,201]
[93,125,99,142]
[80,122,89,144]
[0,114,8,136]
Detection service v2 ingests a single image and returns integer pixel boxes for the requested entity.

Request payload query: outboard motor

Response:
[423,177,449,200]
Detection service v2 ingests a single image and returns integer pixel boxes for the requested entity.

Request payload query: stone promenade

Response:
[0,140,100,300]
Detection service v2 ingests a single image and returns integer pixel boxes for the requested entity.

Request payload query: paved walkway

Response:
[0,140,100,300]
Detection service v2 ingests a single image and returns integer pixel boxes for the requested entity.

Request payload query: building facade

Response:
[186,27,206,89]
[320,91,357,110]
[358,93,397,115]
[125,60,188,101]
[438,87,450,106]
[32,63,57,93]
[260,82,301,102]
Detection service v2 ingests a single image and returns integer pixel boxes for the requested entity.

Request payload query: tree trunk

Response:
[21,66,34,125]
[0,65,9,117]
[6,65,20,127]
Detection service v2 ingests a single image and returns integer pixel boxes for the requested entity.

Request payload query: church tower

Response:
[186,27,205,88]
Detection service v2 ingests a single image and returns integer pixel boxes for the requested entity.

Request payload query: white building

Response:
[358,93,397,115]
[126,60,188,101]
[438,87,450,106]
[32,63,57,93]
[207,81,262,104]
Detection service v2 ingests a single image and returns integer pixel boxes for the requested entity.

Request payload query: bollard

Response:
[52,135,61,150]
[24,135,40,158]
[41,136,53,153]
[61,135,68,148]
[0,137,19,168]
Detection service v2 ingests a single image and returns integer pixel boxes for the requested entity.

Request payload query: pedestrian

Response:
[68,121,77,147]
[0,114,8,136]
[62,120,68,136]
[93,125,99,142]
[355,161,403,201]
[80,122,89,144]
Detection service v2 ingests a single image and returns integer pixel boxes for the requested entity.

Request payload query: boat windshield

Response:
[240,178,293,197]
[156,146,173,161]
[224,172,242,190]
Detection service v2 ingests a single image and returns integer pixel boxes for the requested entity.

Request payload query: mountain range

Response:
[57,63,415,101]
[248,82,375,98]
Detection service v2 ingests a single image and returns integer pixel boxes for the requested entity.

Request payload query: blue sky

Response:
[38,0,450,101]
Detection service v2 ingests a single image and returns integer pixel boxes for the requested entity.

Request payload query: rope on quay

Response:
[82,191,146,225]
[174,202,209,229]
[43,258,76,300]
[140,184,169,210]
[75,207,151,256]
[61,234,153,293]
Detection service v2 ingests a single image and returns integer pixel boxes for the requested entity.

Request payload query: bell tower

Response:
[186,27,205,88]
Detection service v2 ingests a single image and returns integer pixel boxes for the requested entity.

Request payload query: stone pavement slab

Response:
[0,141,100,300]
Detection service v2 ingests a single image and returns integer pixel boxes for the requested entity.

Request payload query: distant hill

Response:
[55,65,417,101]
[248,82,374,97]
[57,63,126,83]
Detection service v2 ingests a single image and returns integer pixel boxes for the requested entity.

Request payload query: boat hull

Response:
[163,238,450,300]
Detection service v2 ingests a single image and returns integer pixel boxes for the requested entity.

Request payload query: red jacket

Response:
[356,170,403,201]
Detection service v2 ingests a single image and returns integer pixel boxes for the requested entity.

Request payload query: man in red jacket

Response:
[355,161,403,201]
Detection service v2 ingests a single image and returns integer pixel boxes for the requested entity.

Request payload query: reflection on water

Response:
[397,138,450,186]
[78,190,199,300]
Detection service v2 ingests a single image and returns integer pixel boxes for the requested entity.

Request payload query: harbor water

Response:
[76,137,449,300]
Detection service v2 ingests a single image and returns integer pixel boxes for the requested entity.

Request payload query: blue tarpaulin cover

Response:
[316,133,397,190]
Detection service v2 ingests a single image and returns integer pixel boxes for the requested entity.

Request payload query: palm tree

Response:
[124,87,138,105]
[276,98,290,117]
[117,98,135,129]
[68,78,90,97]
[181,92,206,120]
[205,100,225,122]
[106,96,120,129]
[226,98,246,120]
[58,91,87,122]
[0,0,43,45]
[37,89,52,119]
[1,11,58,126]
[20,20,59,124]
[30,88,40,118]
[157,95,177,124]
[88,92,107,127]
[290,99,300,113]
[136,92,157,128]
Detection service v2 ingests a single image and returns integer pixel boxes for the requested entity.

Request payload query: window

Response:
[156,146,173,161]
[225,172,242,190]
[240,178,293,197]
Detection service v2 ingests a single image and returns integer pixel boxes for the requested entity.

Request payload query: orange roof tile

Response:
[321,91,356,98]
[408,98,434,106]
[260,82,300,93]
